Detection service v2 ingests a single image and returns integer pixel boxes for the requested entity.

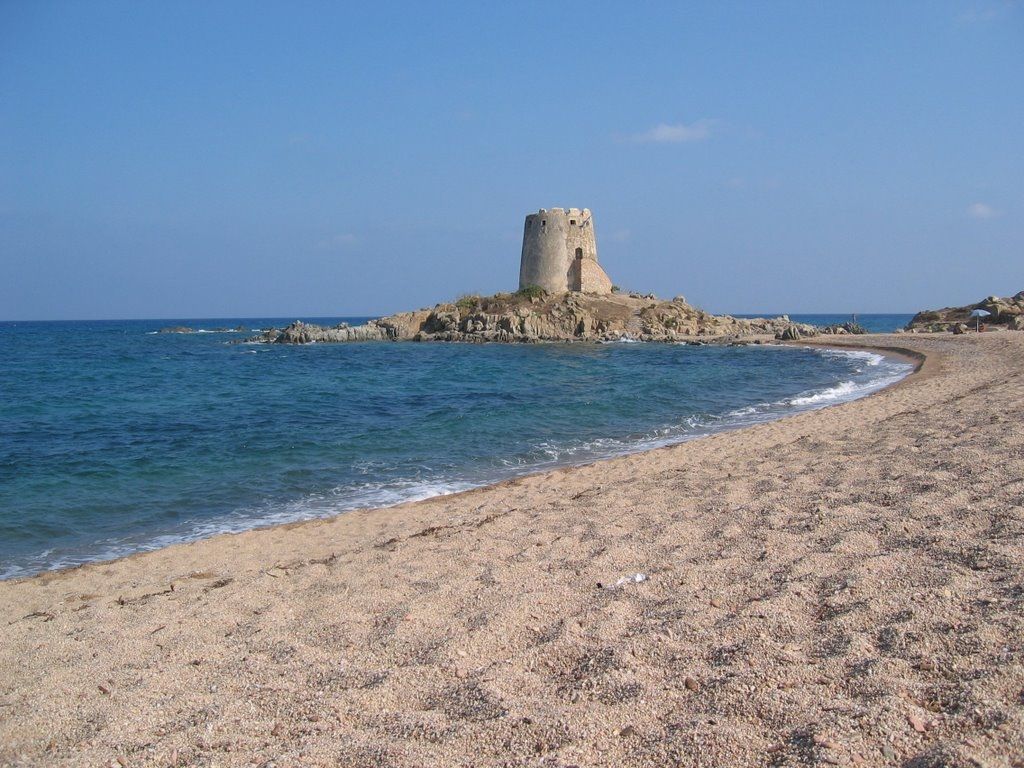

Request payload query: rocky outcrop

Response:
[819,322,867,335]
[260,319,409,344]
[905,291,1024,333]
[246,292,820,346]
[776,325,812,341]
[159,325,248,334]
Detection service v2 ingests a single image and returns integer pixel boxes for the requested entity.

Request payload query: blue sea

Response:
[0,314,913,579]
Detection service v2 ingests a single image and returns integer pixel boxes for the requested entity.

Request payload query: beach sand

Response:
[1,333,1022,767]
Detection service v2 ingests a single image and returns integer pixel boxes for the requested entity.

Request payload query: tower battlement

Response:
[518,208,613,295]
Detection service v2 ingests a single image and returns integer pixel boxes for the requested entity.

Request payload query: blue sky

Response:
[1,1,1021,319]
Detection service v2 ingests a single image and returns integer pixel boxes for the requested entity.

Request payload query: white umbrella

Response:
[969,308,991,331]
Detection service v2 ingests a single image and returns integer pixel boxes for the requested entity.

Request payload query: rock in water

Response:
[243,292,823,346]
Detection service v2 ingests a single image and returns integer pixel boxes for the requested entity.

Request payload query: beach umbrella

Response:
[969,308,991,332]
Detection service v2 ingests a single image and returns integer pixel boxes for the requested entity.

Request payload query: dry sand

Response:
[1,333,1022,767]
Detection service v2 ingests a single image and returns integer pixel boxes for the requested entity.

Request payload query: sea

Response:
[0,313,914,579]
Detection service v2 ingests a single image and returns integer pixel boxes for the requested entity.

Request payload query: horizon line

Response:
[0,310,916,323]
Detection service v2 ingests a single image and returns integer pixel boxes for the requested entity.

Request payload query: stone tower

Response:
[519,208,613,295]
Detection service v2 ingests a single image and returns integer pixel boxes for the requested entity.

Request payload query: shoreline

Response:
[2,332,1021,766]
[2,338,917,585]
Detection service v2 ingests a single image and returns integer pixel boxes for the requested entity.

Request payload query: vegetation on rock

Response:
[515,285,546,300]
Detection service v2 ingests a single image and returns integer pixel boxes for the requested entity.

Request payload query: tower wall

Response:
[519,208,610,294]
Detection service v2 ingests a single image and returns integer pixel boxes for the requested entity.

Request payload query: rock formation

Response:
[904,291,1024,333]
[247,291,817,346]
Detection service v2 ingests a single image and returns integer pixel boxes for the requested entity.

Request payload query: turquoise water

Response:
[0,316,913,579]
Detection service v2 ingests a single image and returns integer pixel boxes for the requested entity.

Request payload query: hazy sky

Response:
[2,1,1022,319]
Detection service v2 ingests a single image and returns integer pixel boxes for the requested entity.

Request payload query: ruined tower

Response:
[519,208,613,295]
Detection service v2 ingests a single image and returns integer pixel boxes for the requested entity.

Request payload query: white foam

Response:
[817,348,884,366]
[790,380,861,405]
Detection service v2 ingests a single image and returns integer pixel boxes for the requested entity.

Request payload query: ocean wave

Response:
[148,328,250,335]
[790,380,861,405]
[815,348,884,366]
[789,350,909,408]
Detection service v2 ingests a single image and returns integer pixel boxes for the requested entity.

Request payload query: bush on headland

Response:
[455,294,481,313]
[515,285,547,300]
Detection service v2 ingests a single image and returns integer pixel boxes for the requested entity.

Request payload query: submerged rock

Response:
[158,326,193,334]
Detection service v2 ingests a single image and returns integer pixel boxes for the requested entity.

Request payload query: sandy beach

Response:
[1,333,1022,767]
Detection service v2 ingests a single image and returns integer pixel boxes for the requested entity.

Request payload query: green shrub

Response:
[455,294,480,313]
[515,285,547,300]
[611,285,621,293]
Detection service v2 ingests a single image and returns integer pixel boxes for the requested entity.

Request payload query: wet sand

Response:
[1,333,1022,767]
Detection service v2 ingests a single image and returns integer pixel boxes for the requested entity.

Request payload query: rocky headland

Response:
[904,291,1024,333]
[246,291,827,345]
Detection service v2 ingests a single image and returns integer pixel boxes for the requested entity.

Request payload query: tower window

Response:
[570,219,576,225]
[542,220,546,226]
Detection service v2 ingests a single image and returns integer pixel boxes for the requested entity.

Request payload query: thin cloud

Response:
[967,202,1002,220]
[723,177,781,191]
[317,233,358,249]
[630,120,715,144]
[957,0,1019,23]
